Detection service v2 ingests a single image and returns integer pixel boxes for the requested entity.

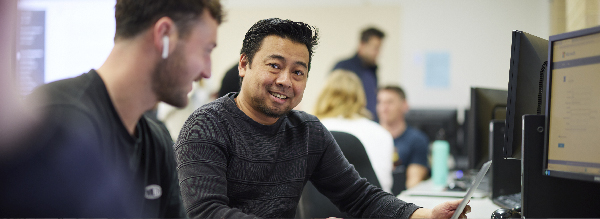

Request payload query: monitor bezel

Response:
[543,25,600,184]
[404,108,459,161]
[468,87,507,170]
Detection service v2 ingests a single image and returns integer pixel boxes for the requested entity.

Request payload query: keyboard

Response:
[493,192,521,211]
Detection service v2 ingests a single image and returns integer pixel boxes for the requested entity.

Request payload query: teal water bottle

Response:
[432,140,450,187]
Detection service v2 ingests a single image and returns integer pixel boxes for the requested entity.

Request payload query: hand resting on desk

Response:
[410,199,471,219]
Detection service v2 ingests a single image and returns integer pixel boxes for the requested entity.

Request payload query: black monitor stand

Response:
[488,120,520,202]
[521,115,600,218]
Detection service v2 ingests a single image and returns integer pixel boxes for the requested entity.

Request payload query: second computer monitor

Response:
[405,109,458,159]
[467,87,507,170]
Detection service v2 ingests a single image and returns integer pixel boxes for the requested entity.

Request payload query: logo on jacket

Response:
[145,184,162,200]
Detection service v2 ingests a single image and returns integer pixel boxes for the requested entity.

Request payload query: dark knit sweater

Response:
[174,93,420,218]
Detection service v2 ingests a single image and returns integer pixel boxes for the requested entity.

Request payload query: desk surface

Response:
[397,179,501,218]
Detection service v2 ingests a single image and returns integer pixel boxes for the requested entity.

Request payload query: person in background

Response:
[314,69,395,193]
[217,63,241,98]
[157,80,212,141]
[377,85,430,189]
[0,0,223,217]
[332,27,385,122]
[174,17,469,219]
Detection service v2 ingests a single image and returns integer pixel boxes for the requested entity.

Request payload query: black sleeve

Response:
[174,110,259,219]
[310,128,422,219]
[147,118,187,219]
[162,145,188,218]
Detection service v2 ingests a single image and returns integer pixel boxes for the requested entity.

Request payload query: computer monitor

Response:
[543,25,600,183]
[504,30,548,159]
[467,87,507,170]
[405,109,458,159]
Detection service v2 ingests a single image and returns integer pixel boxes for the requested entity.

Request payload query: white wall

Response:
[396,0,549,122]
[18,0,551,123]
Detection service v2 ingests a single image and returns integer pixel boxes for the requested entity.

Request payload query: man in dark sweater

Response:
[0,0,223,217]
[175,18,470,219]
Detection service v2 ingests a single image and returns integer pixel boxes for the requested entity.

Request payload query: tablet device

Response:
[450,160,492,219]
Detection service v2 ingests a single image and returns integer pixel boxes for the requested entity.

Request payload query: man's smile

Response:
[269,91,288,99]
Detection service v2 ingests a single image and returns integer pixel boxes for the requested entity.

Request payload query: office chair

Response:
[297,131,381,218]
[333,131,382,189]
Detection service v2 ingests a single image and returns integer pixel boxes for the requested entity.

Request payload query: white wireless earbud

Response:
[162,35,169,59]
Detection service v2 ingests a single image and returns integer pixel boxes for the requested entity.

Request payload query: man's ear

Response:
[153,17,179,59]
[238,54,249,77]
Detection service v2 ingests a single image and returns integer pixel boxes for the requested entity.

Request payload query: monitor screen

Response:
[543,25,600,183]
[405,109,458,161]
[504,30,548,159]
[467,87,507,170]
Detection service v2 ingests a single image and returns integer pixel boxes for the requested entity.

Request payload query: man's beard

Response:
[151,45,189,108]
[250,91,293,119]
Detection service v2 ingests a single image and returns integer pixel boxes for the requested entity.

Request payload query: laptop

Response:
[451,160,492,219]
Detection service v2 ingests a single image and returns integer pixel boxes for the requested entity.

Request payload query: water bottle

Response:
[432,140,450,187]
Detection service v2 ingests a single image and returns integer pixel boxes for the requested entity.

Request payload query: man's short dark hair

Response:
[240,18,319,72]
[360,27,385,43]
[114,0,223,40]
[379,85,406,100]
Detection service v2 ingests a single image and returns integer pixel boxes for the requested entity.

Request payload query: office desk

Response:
[397,180,501,218]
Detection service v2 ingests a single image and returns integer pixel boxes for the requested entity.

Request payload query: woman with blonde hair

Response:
[314,70,395,193]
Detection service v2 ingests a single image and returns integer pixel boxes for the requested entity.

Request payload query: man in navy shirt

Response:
[377,85,430,189]
[333,27,384,121]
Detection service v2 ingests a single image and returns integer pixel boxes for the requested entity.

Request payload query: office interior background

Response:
[1,1,600,217]
[2,0,599,121]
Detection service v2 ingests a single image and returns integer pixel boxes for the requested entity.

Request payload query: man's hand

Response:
[431,199,470,218]
[410,199,471,219]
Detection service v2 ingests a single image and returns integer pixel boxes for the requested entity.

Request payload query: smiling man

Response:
[234,34,309,125]
[1,0,222,217]
[174,18,469,219]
